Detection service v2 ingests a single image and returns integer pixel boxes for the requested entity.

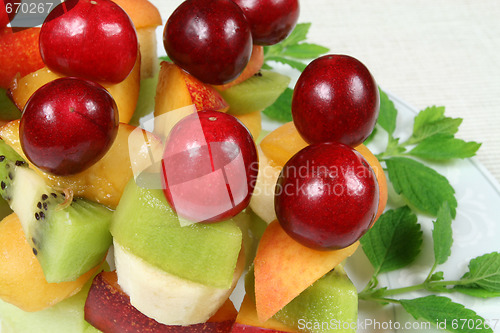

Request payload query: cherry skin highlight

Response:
[20,77,119,176]
[274,142,379,250]
[292,54,380,147]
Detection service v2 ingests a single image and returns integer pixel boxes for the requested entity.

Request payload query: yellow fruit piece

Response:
[260,121,308,167]
[354,143,388,223]
[0,213,99,312]
[233,111,262,141]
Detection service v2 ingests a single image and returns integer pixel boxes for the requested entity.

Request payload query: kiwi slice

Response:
[274,266,358,333]
[0,140,113,283]
[218,70,291,115]
[111,177,242,289]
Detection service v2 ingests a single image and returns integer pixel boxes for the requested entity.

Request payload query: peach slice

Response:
[231,295,298,333]
[234,111,262,141]
[260,121,308,168]
[254,220,359,322]
[0,27,44,89]
[8,53,141,124]
[154,61,229,136]
[0,120,163,209]
[111,0,162,79]
[214,45,264,91]
[0,213,101,312]
[85,270,238,333]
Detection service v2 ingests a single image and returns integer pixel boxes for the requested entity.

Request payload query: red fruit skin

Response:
[0,0,18,28]
[161,110,258,223]
[231,0,299,46]
[274,142,379,250]
[85,271,237,333]
[292,54,380,147]
[20,77,119,176]
[163,0,252,85]
[0,27,44,89]
[39,0,137,84]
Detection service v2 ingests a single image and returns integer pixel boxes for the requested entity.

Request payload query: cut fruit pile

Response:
[0,0,388,332]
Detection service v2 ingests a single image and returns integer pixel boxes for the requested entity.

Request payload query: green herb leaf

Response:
[263,23,329,72]
[386,157,457,217]
[457,252,500,294]
[400,295,493,333]
[409,134,481,160]
[454,285,500,298]
[282,43,329,59]
[280,22,310,46]
[265,56,307,72]
[432,202,453,266]
[377,88,398,135]
[158,56,171,62]
[360,207,422,275]
[410,106,462,144]
[262,88,293,122]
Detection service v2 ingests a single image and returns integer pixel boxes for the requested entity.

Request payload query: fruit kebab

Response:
[0,0,389,331]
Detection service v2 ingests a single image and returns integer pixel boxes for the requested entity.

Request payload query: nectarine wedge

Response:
[254,220,359,322]
[0,27,44,89]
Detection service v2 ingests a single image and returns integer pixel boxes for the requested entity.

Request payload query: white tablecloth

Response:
[151,0,500,183]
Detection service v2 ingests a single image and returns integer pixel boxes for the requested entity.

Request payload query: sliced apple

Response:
[154,62,229,136]
[85,270,237,333]
[0,27,44,89]
[231,295,298,333]
[254,220,359,322]
[111,0,162,79]
[7,53,141,124]
[0,120,163,209]
[113,241,244,325]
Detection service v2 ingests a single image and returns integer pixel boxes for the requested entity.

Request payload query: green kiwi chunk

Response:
[111,177,242,289]
[0,140,113,283]
[219,70,291,115]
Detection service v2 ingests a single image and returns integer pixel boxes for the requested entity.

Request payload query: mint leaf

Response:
[360,207,422,275]
[454,285,500,298]
[280,22,310,46]
[386,157,457,217]
[400,295,493,333]
[457,252,500,293]
[282,43,329,59]
[262,88,293,122]
[159,56,171,62]
[377,89,397,135]
[265,56,307,72]
[432,202,453,266]
[410,106,462,144]
[409,134,481,160]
